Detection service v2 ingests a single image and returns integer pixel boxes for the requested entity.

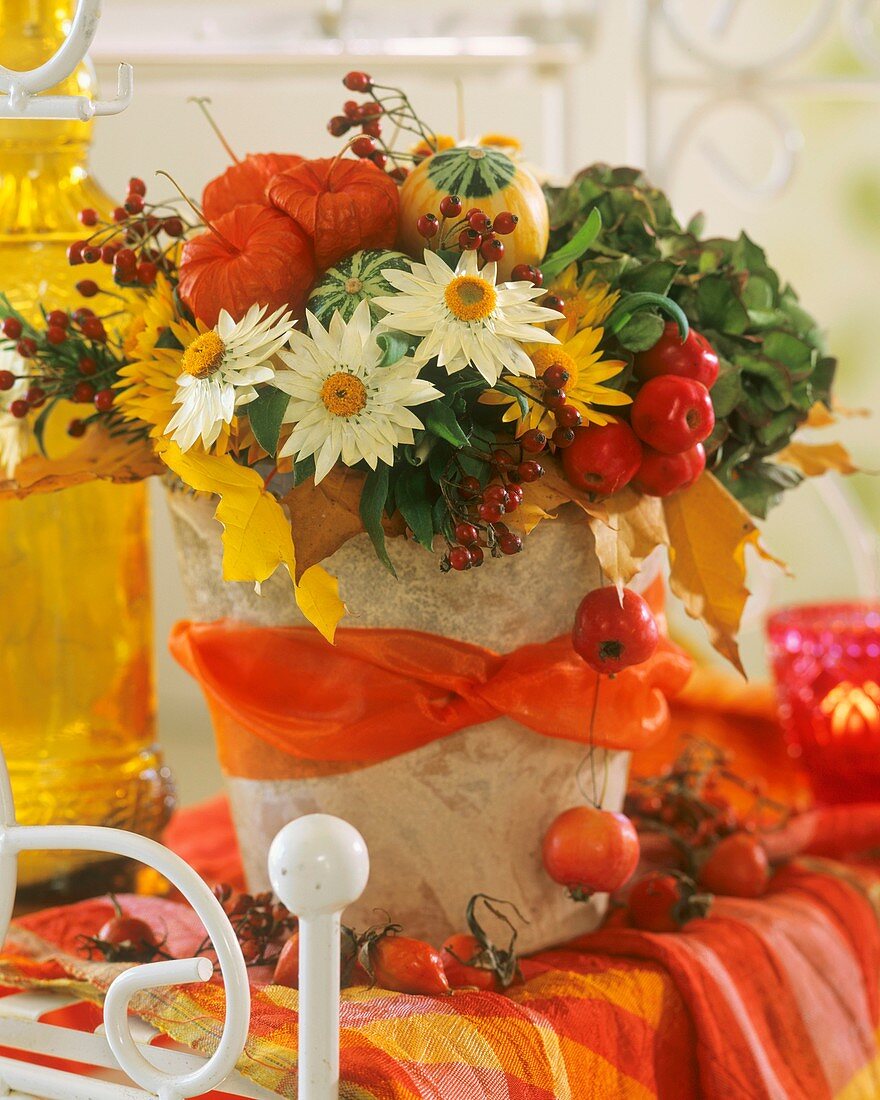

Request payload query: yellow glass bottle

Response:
[0,0,173,893]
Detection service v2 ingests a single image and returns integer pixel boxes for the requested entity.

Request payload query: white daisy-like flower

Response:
[0,351,31,479]
[166,302,295,452]
[275,299,441,484]
[371,248,562,385]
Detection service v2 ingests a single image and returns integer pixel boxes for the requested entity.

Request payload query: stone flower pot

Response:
[167,487,662,954]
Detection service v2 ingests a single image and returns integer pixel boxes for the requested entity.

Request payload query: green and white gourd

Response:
[308,249,413,325]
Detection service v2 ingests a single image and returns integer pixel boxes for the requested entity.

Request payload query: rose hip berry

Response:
[492,211,518,234]
[454,522,479,545]
[0,370,15,390]
[73,380,96,403]
[458,475,481,500]
[516,460,544,483]
[480,237,504,262]
[9,398,29,418]
[635,322,720,390]
[94,388,115,412]
[2,317,22,340]
[343,70,372,92]
[327,115,351,137]
[631,375,715,454]
[521,429,547,453]
[448,546,471,571]
[562,422,643,497]
[633,443,706,497]
[499,532,522,555]
[439,194,462,218]
[572,586,659,674]
[417,213,439,238]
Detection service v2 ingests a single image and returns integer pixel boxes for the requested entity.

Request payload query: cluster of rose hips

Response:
[624,739,787,864]
[67,176,189,289]
[327,71,439,180]
[442,450,545,571]
[524,362,585,452]
[0,311,117,431]
[199,884,297,967]
[416,197,520,263]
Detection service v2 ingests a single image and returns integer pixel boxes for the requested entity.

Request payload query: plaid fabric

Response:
[1,856,880,1099]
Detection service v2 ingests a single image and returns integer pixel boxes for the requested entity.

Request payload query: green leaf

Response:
[292,454,316,486]
[541,208,602,281]
[395,466,435,550]
[493,378,529,418]
[619,260,678,296]
[247,387,289,456]
[424,400,470,448]
[32,398,59,457]
[608,291,689,342]
[376,330,417,368]
[695,276,749,334]
[615,311,665,353]
[709,362,743,419]
[155,326,184,351]
[360,464,396,575]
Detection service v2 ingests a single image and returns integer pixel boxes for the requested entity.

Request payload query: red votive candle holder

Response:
[767,602,880,804]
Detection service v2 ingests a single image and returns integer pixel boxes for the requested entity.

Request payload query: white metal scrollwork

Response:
[0,0,132,120]
[0,750,250,1100]
[641,0,880,198]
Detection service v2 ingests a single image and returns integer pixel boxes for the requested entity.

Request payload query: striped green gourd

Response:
[308,249,412,324]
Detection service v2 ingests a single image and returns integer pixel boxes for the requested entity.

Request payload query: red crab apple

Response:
[634,321,720,390]
[631,375,715,455]
[561,422,643,497]
[542,806,640,895]
[572,586,659,675]
[632,442,706,497]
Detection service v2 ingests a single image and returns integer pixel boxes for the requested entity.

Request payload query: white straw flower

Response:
[275,300,441,483]
[166,303,295,452]
[372,248,562,384]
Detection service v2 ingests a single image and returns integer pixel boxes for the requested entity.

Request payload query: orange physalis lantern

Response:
[178,203,316,327]
[267,157,399,272]
[202,153,304,222]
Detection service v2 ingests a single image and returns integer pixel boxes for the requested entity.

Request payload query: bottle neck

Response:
[0,0,109,237]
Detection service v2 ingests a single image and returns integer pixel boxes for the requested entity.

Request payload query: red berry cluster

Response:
[442,450,544,571]
[624,739,787,869]
[524,360,586,452]
[326,72,440,180]
[416,198,522,264]
[68,176,188,289]
[0,307,120,433]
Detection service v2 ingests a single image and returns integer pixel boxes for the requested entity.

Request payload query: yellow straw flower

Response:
[480,318,631,435]
[410,133,456,159]
[114,278,230,454]
[547,265,620,334]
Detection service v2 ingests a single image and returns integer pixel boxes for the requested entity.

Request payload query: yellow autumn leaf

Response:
[158,441,344,642]
[775,440,859,478]
[590,488,669,588]
[663,472,782,675]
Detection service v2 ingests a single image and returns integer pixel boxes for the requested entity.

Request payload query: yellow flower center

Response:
[320,371,368,417]
[530,347,580,388]
[181,331,226,379]
[444,275,497,323]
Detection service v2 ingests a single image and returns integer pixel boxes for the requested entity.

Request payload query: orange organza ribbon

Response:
[170,589,692,781]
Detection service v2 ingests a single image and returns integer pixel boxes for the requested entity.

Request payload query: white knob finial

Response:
[268,814,369,917]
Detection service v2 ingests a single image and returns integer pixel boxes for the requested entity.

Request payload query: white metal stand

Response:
[0,0,132,120]
[0,745,369,1099]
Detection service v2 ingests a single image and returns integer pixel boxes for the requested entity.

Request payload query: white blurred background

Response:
[82,0,880,803]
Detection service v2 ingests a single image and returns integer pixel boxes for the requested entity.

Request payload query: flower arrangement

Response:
[0,73,856,670]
